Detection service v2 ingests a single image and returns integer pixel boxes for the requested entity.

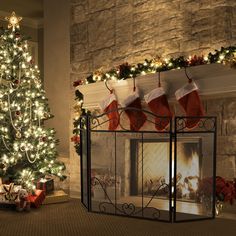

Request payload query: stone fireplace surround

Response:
[68,0,236,217]
[78,64,236,215]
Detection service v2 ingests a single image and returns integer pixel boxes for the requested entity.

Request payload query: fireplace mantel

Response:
[78,64,236,109]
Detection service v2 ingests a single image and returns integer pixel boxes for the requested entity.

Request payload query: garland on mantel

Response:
[73,46,236,87]
[71,46,236,155]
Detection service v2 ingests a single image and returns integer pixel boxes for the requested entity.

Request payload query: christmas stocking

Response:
[122,89,147,131]
[175,81,205,129]
[144,87,172,131]
[100,92,119,130]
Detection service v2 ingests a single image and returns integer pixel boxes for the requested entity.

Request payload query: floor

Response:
[0,198,235,236]
[91,196,207,221]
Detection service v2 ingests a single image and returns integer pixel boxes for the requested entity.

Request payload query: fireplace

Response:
[80,111,217,222]
[130,138,202,202]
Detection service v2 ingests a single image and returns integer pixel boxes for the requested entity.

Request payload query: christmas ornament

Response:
[144,87,172,131]
[16,130,22,138]
[93,68,104,81]
[152,56,165,68]
[43,113,50,119]
[15,32,20,38]
[175,81,205,129]
[0,163,5,169]
[15,110,21,116]
[5,12,22,31]
[122,88,147,131]
[100,92,119,131]
[41,136,47,142]
[222,52,236,69]
[11,79,20,89]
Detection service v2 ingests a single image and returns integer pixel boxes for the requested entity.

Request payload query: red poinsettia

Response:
[117,62,132,79]
[198,176,236,204]
[71,135,80,144]
[188,55,206,66]
[216,176,236,204]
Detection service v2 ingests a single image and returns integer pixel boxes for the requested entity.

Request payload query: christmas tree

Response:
[0,12,66,191]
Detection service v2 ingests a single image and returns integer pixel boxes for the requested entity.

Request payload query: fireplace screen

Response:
[80,110,216,223]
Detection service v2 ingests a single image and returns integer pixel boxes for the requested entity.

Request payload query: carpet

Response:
[0,199,235,236]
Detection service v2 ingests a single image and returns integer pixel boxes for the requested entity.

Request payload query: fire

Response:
[175,151,200,200]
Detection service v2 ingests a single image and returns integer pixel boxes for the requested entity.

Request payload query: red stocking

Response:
[123,89,147,131]
[175,81,205,129]
[144,87,172,131]
[100,93,119,130]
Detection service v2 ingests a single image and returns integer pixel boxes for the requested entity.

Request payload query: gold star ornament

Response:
[5,12,22,31]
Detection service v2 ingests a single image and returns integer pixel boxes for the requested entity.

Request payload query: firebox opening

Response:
[130,138,202,202]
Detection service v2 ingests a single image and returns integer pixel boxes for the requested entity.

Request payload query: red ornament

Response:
[15,32,20,38]
[15,110,21,116]
[14,79,20,84]
[41,137,47,142]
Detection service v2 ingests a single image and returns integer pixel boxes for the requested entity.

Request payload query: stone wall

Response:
[70,0,236,195]
[70,0,236,82]
[205,97,236,179]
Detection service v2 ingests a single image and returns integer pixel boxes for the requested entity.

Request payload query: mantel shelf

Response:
[78,64,236,109]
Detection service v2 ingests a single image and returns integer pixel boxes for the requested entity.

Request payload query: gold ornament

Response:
[5,12,22,31]
[152,56,165,68]
[93,68,104,81]
[222,53,236,69]
[16,131,21,138]
[43,112,50,119]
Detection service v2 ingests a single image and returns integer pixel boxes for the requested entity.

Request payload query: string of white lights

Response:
[7,93,22,132]
[1,135,10,151]
[25,149,38,164]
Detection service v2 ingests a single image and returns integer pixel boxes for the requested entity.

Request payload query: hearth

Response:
[80,109,216,222]
[130,138,202,203]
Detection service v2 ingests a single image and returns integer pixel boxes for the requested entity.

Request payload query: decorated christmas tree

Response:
[0,12,66,191]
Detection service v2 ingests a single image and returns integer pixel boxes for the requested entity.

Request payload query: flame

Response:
[176,151,200,199]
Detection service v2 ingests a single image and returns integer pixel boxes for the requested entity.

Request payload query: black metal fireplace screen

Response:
[79,108,217,223]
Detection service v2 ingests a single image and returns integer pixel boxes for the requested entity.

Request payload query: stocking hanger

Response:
[158,71,161,87]
[184,67,192,83]
[105,80,113,93]
[133,76,136,91]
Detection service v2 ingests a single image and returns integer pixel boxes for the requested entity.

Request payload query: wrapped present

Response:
[0,183,22,204]
[28,189,45,208]
[36,178,54,195]
[0,183,30,212]
[43,190,69,205]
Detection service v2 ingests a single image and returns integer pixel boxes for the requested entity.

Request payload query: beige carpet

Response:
[0,199,235,236]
